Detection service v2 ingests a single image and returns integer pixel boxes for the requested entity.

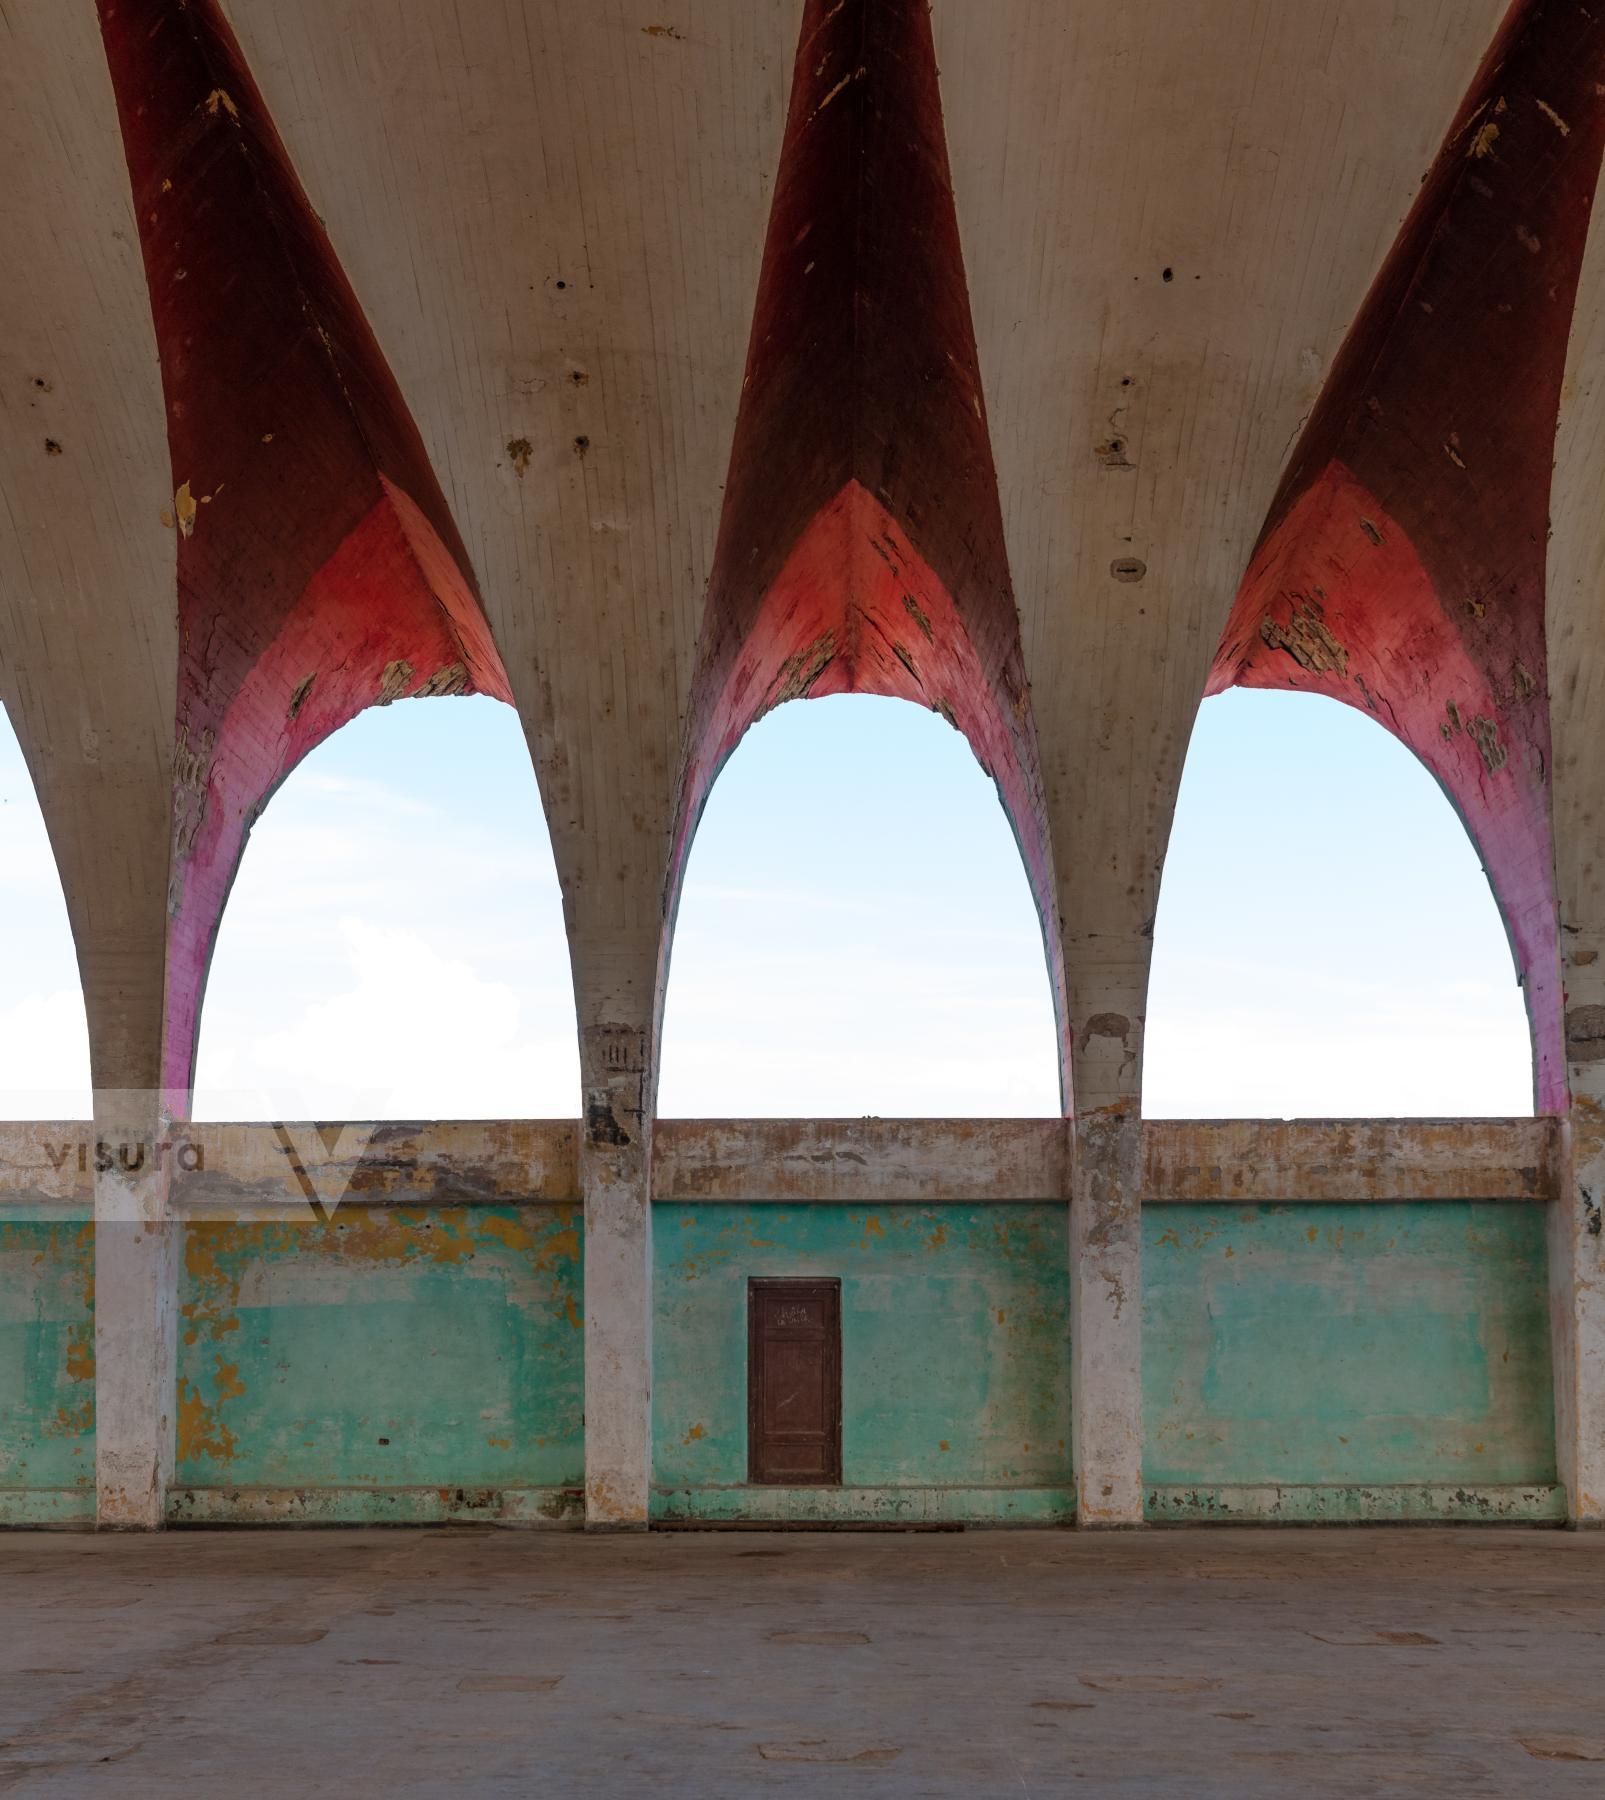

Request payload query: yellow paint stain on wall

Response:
[44,1398,93,1440]
[476,1213,537,1255]
[487,1437,512,1450]
[177,1373,238,1465]
[683,1424,706,1445]
[63,1321,95,1384]
[564,1292,582,1331]
[539,1225,581,1267]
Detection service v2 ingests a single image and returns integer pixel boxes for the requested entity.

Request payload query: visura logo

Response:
[40,1138,205,1175]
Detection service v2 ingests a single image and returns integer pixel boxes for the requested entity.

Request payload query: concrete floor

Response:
[0,1528,1602,1796]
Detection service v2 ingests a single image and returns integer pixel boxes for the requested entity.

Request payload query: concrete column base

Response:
[1070,1106,1145,1527]
[93,1105,178,1530]
[1552,1106,1605,1525]
[581,1017,655,1531]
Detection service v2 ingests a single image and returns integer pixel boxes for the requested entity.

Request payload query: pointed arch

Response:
[1144,690,1533,1119]
[192,696,578,1121]
[1209,2,1605,1112]
[0,707,91,1118]
[96,0,513,1108]
[659,695,1060,1118]
[669,0,1068,1103]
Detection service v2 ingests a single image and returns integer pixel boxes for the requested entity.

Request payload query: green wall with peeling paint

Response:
[173,1208,583,1512]
[0,1221,95,1518]
[652,1204,1072,1521]
[1143,1202,1556,1514]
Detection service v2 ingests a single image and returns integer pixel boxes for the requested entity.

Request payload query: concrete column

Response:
[93,1092,178,1530]
[579,966,658,1530]
[1067,943,1148,1528]
[1553,957,1605,1526]
[1070,1103,1145,1526]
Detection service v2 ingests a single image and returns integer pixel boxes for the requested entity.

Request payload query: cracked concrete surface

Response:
[1,1528,1602,1795]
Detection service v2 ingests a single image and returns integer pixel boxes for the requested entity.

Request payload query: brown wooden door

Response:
[748,1279,842,1486]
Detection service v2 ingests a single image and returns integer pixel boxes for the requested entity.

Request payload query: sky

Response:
[0,686,1534,1121]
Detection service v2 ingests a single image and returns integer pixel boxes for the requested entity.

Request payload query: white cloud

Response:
[0,989,92,1118]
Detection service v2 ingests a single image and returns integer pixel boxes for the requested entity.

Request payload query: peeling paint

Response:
[1259,603,1348,676]
[414,661,470,699]
[175,1208,583,1494]
[0,1224,95,1502]
[653,1204,1070,1513]
[1535,98,1572,137]
[1143,1203,1554,1493]
[375,659,413,705]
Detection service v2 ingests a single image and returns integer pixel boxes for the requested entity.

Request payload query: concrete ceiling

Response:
[2,0,1602,1116]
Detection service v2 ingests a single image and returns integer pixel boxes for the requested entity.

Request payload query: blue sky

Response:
[0,686,1533,1120]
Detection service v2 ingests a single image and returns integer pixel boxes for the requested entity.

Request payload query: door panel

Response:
[748,1278,842,1485]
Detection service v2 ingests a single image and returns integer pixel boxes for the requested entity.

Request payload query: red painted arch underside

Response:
[674,0,1068,1093]
[672,479,1061,1013]
[99,0,510,1103]
[1211,463,1558,1109]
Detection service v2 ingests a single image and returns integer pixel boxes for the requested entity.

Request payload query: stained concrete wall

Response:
[1143,1202,1559,1523]
[0,1120,1575,1529]
[652,1204,1073,1524]
[170,1208,584,1524]
[0,1222,95,1522]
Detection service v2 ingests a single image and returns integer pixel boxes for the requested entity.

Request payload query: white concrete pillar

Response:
[1553,971,1605,1526]
[1067,946,1148,1528]
[580,995,657,1531]
[93,1093,178,1530]
[1070,1102,1145,1526]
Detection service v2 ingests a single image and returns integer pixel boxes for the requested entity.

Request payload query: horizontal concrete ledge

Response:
[166,1486,584,1527]
[1144,1118,1558,1203]
[654,1119,1067,1201]
[0,1488,95,1527]
[0,1116,1559,1211]
[649,1485,1076,1526]
[1145,1483,1567,1525]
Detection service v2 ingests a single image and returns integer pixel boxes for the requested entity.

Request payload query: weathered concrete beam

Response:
[1144,1119,1558,1205]
[177,1121,580,1217]
[0,1117,1564,1216]
[653,1119,1067,1203]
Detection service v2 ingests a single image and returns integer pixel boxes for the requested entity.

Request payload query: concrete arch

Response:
[659,694,1061,1120]
[191,695,579,1122]
[1144,689,1534,1120]
[0,705,92,1118]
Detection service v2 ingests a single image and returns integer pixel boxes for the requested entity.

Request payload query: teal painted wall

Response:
[653,1205,1071,1510]
[1143,1202,1555,1490]
[175,1208,583,1497]
[0,1221,95,1512]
